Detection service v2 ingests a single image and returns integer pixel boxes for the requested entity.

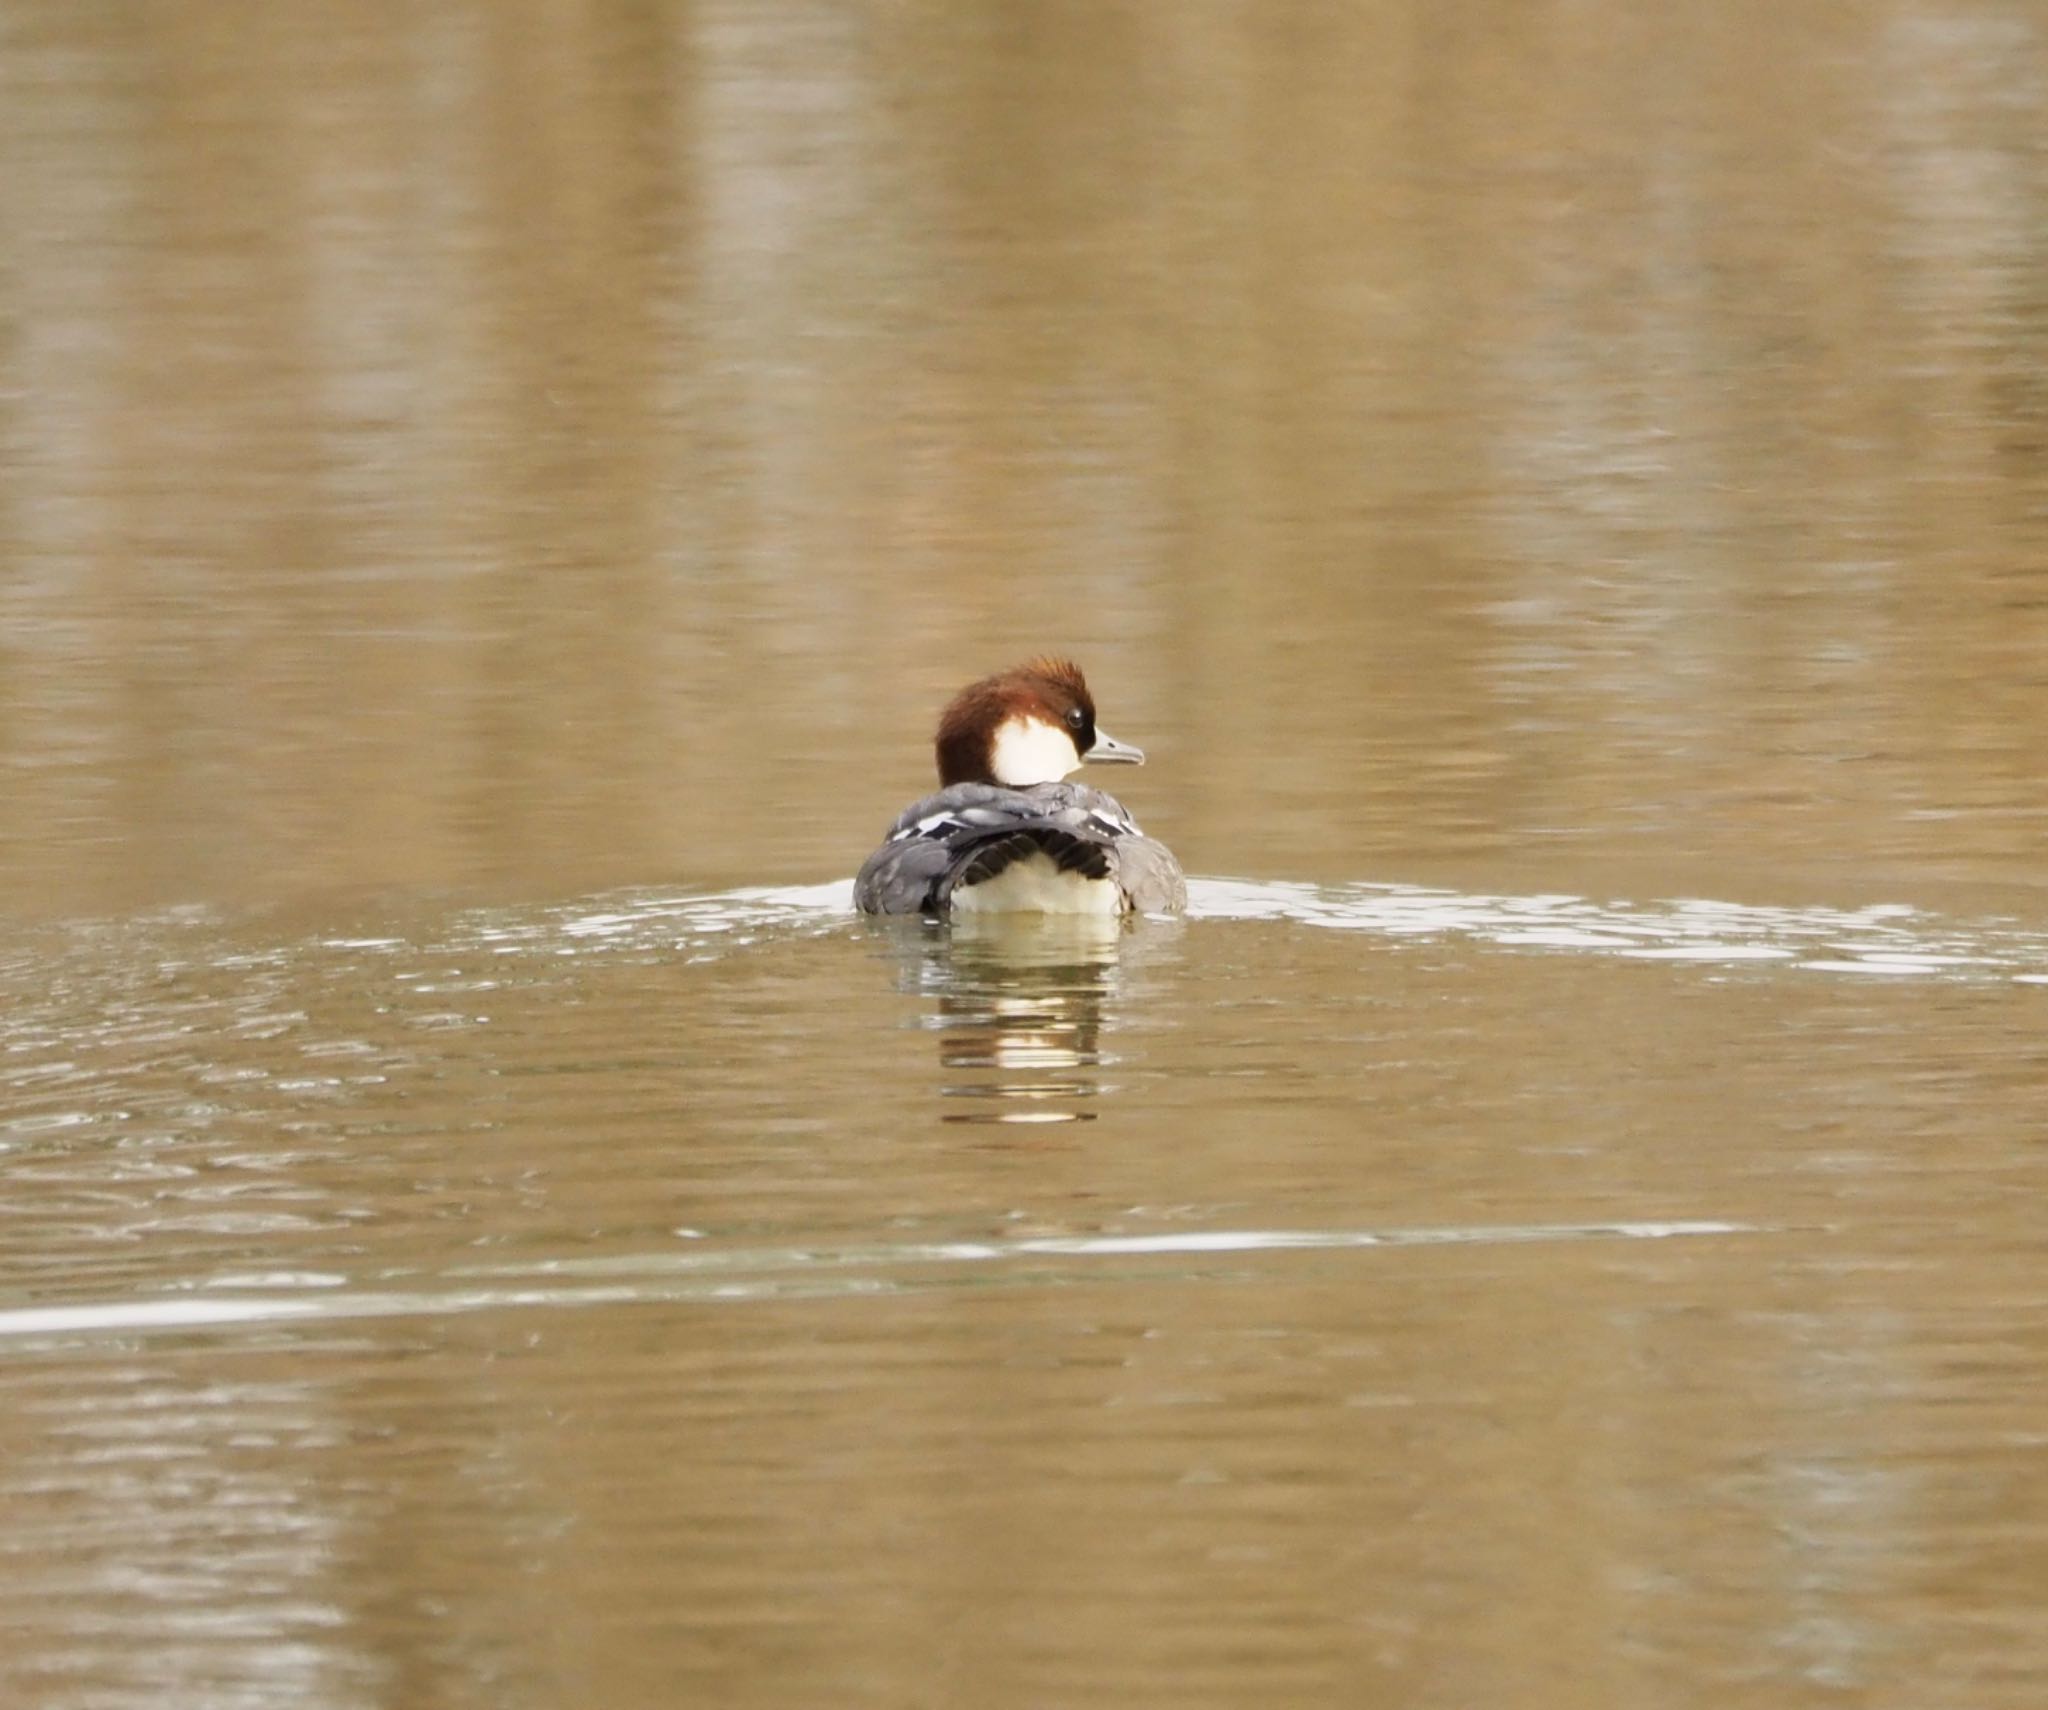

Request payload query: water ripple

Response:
[499,876,2048,983]
[0,1218,1765,1346]
[1185,878,2048,980]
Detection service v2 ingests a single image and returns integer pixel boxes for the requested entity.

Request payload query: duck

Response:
[854,657,1185,916]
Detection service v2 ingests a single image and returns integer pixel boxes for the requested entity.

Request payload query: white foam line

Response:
[1180,879,2048,980]
[0,1285,646,1341]
[1007,1219,1749,1257]
[417,877,2048,986]
[0,1220,1764,1345]
[450,1217,1759,1282]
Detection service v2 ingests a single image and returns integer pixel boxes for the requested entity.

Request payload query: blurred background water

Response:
[3,4,2048,1707]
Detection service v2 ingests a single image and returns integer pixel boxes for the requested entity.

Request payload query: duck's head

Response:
[935,656,1146,788]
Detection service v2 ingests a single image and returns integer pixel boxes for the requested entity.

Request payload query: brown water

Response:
[5,4,2048,1706]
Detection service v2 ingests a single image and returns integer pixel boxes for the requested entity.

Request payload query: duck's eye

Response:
[1064,706,1086,731]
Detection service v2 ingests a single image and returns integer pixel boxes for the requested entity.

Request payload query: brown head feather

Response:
[934,658,1098,786]
[1022,655,1089,698]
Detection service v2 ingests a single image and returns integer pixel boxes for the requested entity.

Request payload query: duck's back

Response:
[855,781,1185,917]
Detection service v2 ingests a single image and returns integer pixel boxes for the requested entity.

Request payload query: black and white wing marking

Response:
[888,802,1023,844]
[854,782,1159,915]
[1060,784,1147,841]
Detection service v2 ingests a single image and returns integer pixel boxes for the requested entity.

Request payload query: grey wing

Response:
[854,784,1047,915]
[1113,835,1187,915]
[854,834,953,914]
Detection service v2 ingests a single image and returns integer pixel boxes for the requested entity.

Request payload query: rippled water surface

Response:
[5,4,2048,1707]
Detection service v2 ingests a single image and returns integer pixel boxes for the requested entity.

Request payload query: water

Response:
[5,3,2048,1706]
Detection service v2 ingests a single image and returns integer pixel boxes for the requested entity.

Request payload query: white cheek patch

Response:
[989,717,1082,787]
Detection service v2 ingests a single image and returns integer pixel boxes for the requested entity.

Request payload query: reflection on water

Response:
[881,913,1142,1125]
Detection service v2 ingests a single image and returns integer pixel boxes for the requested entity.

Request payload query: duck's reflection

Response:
[875,915,1153,1124]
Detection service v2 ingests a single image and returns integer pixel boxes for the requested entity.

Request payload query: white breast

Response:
[950,851,1123,916]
